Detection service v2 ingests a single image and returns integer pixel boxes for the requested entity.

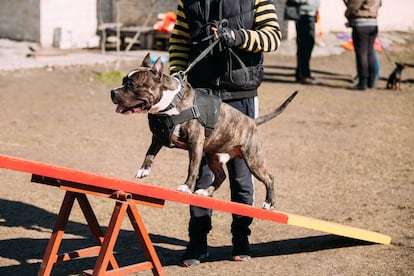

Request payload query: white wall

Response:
[318,0,414,32]
[40,0,99,48]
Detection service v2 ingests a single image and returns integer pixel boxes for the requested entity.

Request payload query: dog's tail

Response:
[255,91,298,126]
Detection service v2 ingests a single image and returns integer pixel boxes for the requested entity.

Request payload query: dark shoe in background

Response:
[300,77,317,85]
[350,84,368,91]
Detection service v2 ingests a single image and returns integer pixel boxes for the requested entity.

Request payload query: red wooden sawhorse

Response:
[31,175,165,276]
[1,154,166,276]
[0,154,392,275]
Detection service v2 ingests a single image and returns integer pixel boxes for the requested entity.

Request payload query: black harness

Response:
[148,88,221,148]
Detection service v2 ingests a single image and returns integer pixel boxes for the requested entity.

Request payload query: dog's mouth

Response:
[115,100,149,114]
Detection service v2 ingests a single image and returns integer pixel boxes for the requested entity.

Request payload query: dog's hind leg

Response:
[251,167,275,210]
[243,140,276,210]
[194,153,227,196]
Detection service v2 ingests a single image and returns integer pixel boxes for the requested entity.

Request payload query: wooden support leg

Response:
[85,200,165,276]
[38,191,76,276]
[38,191,121,275]
[90,201,126,275]
[127,203,164,276]
[76,193,119,270]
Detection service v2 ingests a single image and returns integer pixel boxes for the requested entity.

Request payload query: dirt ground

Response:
[1,35,413,275]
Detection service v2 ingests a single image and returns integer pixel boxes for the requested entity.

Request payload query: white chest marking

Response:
[149,77,181,114]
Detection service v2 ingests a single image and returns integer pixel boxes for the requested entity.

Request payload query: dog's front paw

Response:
[177,184,192,193]
[135,167,151,178]
[262,202,275,210]
[194,189,210,197]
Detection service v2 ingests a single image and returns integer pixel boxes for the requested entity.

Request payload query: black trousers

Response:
[189,97,255,238]
[295,15,316,81]
[352,25,378,87]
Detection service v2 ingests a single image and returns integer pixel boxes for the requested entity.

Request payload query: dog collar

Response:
[159,75,186,113]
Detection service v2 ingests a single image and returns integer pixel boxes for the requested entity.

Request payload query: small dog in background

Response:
[386,62,406,90]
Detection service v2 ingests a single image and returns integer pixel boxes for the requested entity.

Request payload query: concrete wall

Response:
[0,0,41,42]
[106,0,178,26]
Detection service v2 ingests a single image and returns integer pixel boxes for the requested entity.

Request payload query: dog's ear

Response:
[151,57,163,80]
[141,53,152,67]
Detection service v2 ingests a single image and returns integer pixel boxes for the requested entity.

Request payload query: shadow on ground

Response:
[0,198,372,275]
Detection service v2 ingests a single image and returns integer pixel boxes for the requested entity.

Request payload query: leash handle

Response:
[227,47,249,87]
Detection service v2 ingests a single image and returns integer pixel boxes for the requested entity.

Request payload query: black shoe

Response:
[368,77,378,88]
[351,77,368,90]
[181,251,209,267]
[350,84,368,91]
[232,255,251,261]
[232,235,251,260]
[181,238,209,267]
[300,77,317,85]
[352,75,359,84]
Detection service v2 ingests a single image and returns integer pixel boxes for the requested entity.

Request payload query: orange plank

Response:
[0,154,392,244]
[0,154,289,224]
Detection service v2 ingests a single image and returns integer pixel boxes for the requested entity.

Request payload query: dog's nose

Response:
[111,89,116,100]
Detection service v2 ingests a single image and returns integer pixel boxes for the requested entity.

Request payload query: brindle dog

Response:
[111,53,298,209]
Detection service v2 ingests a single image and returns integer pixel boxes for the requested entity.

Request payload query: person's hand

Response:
[217,26,236,48]
[211,26,236,48]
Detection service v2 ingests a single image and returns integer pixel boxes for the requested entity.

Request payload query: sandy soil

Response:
[1,37,413,275]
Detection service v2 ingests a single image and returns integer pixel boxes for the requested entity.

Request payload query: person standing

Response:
[344,0,382,90]
[287,0,320,85]
[169,0,282,267]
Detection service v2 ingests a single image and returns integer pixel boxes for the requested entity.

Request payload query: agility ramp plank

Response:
[0,154,391,245]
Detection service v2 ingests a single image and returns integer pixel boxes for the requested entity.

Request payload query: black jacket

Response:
[183,0,264,99]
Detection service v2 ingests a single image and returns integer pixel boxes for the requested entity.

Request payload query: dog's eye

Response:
[123,80,137,89]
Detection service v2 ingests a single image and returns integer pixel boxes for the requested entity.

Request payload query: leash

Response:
[161,42,219,113]
[173,19,248,84]
[179,20,226,77]
[376,37,397,66]
[177,38,220,78]
[167,19,250,114]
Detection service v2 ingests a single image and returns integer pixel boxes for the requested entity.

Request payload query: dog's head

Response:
[395,62,407,71]
[111,53,164,114]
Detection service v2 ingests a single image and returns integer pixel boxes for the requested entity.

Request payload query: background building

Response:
[0,0,413,49]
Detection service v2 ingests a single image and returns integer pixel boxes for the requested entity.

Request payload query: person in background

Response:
[289,0,320,85]
[352,49,380,87]
[169,0,281,268]
[344,0,382,90]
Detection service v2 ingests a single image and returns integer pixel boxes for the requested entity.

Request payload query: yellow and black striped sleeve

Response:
[168,0,191,74]
[168,0,282,74]
[238,0,282,53]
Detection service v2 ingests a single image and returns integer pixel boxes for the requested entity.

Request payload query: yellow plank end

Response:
[287,214,392,245]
